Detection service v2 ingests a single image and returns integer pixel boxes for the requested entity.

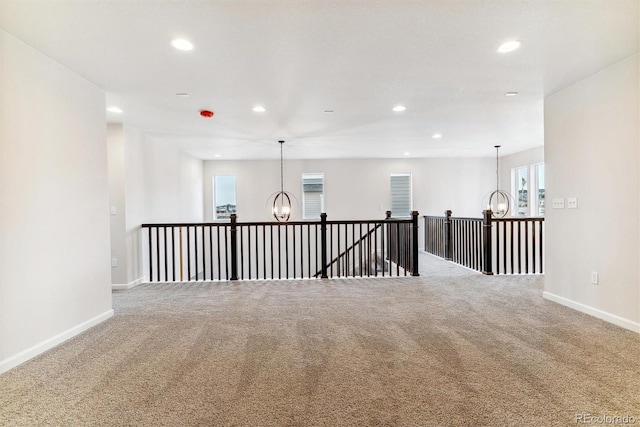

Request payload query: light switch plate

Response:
[567,197,578,209]
[552,198,565,209]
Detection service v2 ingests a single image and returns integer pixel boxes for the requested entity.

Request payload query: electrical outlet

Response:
[111,258,118,268]
[552,198,565,209]
[591,271,598,285]
[567,197,578,209]
[110,206,117,216]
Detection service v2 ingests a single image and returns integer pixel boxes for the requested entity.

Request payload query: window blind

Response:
[390,173,411,217]
[303,174,324,219]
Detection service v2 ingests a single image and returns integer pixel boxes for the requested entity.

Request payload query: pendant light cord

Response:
[495,145,500,194]
[279,141,284,194]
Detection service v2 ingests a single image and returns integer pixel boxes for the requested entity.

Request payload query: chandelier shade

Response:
[483,145,513,218]
[268,140,294,222]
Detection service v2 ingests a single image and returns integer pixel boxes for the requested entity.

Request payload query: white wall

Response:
[203,157,495,222]
[544,54,640,331]
[107,124,127,284]
[0,31,113,372]
[107,125,204,288]
[123,125,146,285]
[144,135,203,224]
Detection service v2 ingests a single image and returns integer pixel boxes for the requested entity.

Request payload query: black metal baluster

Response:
[525,220,530,274]
[240,225,244,280]
[502,221,507,275]
[374,223,378,276]
[162,226,167,281]
[495,221,500,274]
[299,224,304,279]
[509,221,514,274]
[459,221,464,267]
[465,221,470,268]
[381,222,387,277]
[333,224,338,277]
[230,215,238,281]
[298,224,303,279]
[208,226,213,280]
[217,225,222,280]
[351,224,355,277]
[247,225,252,280]
[516,221,522,274]
[263,225,267,280]
[271,225,275,279]
[278,225,282,280]
[224,225,229,280]
[253,225,258,280]
[531,221,536,274]
[194,226,199,280]
[147,227,153,281]
[320,218,326,278]
[286,224,291,279]
[307,224,311,278]
[328,223,334,278]
[539,220,544,273]
[171,227,176,281]
[184,226,189,281]
[396,222,401,276]
[201,225,205,280]
[471,222,476,271]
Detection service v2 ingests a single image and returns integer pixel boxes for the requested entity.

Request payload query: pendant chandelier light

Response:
[269,140,293,222]
[484,145,512,218]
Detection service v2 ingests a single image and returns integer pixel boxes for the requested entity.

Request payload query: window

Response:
[302,173,324,219]
[213,175,236,220]
[511,163,544,216]
[390,173,412,217]
[533,163,545,216]
[512,166,528,216]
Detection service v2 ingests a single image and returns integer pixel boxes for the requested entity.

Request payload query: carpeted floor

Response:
[1,253,639,426]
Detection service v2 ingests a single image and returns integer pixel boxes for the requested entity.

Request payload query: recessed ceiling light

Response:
[171,38,194,51]
[176,93,190,97]
[107,106,123,113]
[432,133,442,139]
[403,152,411,156]
[252,106,266,112]
[497,40,521,53]
[393,105,407,112]
[504,92,519,97]
[214,154,221,158]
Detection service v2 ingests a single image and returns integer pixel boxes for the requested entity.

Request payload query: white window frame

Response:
[390,173,412,218]
[302,173,324,220]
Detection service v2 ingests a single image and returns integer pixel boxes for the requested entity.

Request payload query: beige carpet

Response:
[1,254,639,426]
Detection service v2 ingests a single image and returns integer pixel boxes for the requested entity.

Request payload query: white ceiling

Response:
[0,0,638,160]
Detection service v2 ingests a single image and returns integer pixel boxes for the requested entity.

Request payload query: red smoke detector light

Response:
[200,110,214,118]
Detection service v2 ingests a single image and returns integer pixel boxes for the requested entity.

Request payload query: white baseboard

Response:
[0,309,114,375]
[543,291,640,333]
[112,276,146,290]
